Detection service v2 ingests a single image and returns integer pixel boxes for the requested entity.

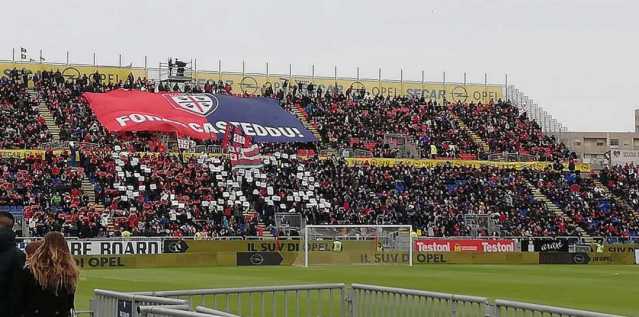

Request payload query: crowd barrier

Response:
[63,239,638,270]
[0,148,592,172]
[345,157,592,172]
[90,284,623,317]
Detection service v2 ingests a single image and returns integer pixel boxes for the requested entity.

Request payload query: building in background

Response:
[550,110,639,169]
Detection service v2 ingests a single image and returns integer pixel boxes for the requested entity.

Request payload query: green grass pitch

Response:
[76,265,639,316]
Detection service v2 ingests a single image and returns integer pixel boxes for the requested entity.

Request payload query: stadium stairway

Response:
[71,167,97,205]
[524,180,593,241]
[449,113,490,153]
[290,104,322,141]
[28,90,61,142]
[589,177,639,223]
[77,174,114,232]
[244,210,273,238]
[81,175,97,204]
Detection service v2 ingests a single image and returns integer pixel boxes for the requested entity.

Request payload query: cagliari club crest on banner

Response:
[163,94,219,117]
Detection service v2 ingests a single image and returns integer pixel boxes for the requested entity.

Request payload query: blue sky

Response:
[3,0,638,131]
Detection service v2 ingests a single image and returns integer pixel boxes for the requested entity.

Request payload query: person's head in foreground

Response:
[0,211,15,230]
[25,240,43,262]
[28,231,79,294]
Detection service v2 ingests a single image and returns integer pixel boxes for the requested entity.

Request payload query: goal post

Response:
[303,225,413,267]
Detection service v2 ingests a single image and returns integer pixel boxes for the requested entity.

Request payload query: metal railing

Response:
[92,289,239,317]
[136,284,347,317]
[494,299,624,317]
[487,152,536,162]
[350,284,491,317]
[92,284,627,317]
[137,305,238,317]
[92,289,189,317]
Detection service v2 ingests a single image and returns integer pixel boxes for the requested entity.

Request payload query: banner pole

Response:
[378,67,381,95]
[442,71,446,103]
[400,68,403,97]
[484,73,488,104]
[421,70,424,96]
[66,51,69,65]
[12,48,15,62]
[218,59,222,81]
[93,52,96,66]
[505,73,508,102]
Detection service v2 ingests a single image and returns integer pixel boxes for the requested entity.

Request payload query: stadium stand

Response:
[1,68,638,240]
[0,153,91,236]
[451,100,572,161]
[600,164,639,213]
[295,95,480,158]
[525,169,639,238]
[0,72,52,148]
[14,148,572,238]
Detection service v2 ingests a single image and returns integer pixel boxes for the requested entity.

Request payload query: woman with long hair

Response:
[14,232,79,317]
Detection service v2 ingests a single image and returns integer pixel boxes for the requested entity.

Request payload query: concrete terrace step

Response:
[291,105,322,140]
[589,178,638,219]
[449,113,490,154]
[29,90,61,142]
[524,180,592,239]
[80,175,96,204]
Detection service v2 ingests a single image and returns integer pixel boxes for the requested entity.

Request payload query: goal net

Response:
[303,225,413,267]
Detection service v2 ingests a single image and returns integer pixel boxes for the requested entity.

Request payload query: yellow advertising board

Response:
[0,150,46,159]
[345,157,592,173]
[0,61,147,85]
[586,252,636,265]
[193,70,502,103]
[0,149,68,159]
[73,239,635,270]
[1,61,502,102]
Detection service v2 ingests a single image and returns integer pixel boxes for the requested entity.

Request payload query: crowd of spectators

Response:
[29,70,485,159]
[297,94,479,158]
[0,152,95,237]
[451,100,572,161]
[526,169,639,238]
[4,68,580,161]
[80,148,258,237]
[309,161,568,237]
[0,72,51,148]
[600,164,639,211]
[7,146,569,238]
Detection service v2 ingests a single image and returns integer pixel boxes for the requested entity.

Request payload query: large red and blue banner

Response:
[82,89,316,143]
